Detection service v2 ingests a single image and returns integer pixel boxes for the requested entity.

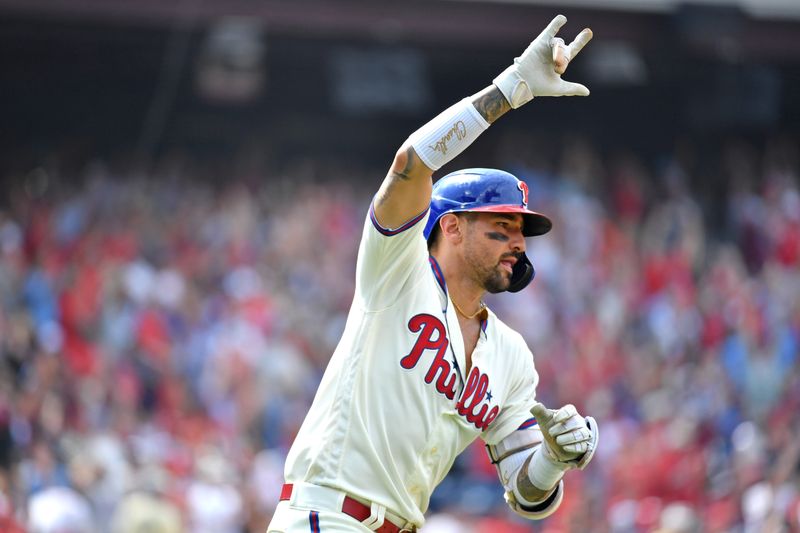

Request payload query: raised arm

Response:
[372,14,593,230]
[372,87,511,229]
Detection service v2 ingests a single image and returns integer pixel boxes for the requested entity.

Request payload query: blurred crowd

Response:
[0,134,798,533]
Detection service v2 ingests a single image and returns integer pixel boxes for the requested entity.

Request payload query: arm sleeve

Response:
[354,199,430,311]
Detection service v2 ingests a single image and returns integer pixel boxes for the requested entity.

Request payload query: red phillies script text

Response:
[401,313,499,430]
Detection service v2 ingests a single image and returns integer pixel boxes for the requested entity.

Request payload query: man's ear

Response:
[439,213,464,244]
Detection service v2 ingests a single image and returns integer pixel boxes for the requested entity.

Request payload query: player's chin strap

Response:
[507,254,535,293]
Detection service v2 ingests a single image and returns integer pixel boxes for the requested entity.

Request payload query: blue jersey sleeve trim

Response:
[428,256,447,293]
[369,201,429,236]
[517,417,538,430]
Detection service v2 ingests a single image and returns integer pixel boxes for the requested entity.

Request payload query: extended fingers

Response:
[552,28,592,75]
[558,80,590,96]
[540,14,567,40]
[567,28,593,58]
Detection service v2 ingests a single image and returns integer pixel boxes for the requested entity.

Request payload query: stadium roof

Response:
[0,0,797,60]
[461,0,800,19]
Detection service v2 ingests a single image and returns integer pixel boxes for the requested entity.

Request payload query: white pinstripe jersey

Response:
[283,204,540,528]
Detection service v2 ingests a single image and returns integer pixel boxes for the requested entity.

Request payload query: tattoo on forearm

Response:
[376,146,418,207]
[390,146,416,181]
[473,86,512,124]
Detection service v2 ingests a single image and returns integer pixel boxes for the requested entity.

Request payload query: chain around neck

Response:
[451,298,486,319]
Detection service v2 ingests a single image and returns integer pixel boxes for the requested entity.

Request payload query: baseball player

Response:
[268,15,599,532]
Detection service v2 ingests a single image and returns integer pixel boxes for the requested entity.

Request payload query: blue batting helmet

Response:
[424,168,551,292]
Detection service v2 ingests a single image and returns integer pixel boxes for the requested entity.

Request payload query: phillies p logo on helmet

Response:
[517,180,529,207]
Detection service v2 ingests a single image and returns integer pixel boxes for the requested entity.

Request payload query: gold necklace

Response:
[451,299,486,319]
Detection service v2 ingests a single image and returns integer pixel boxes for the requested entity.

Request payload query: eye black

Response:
[485,231,509,242]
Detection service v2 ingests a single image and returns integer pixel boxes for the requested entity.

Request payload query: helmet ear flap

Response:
[507,253,535,293]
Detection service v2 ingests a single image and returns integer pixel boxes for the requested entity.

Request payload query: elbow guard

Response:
[487,426,565,520]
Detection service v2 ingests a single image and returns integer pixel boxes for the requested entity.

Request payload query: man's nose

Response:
[510,231,525,253]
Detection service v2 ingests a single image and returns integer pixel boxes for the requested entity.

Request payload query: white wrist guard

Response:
[407,98,490,171]
[493,66,535,109]
[525,446,570,491]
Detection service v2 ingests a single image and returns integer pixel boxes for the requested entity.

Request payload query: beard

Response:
[461,222,522,293]
[483,268,510,294]
[464,247,515,294]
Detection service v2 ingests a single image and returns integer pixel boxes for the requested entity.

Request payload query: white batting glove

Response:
[493,14,593,107]
[530,402,598,469]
